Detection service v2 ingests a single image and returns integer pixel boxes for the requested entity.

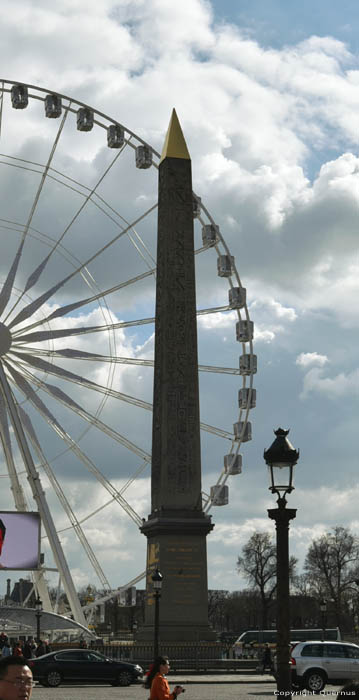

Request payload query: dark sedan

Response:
[28,649,143,687]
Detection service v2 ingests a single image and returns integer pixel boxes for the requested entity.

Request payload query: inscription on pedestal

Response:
[166,540,203,606]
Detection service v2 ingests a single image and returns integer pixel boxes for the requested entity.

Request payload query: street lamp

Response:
[152,567,163,659]
[35,595,43,642]
[264,427,299,694]
[319,599,327,641]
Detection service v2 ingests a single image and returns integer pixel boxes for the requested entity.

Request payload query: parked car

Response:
[28,648,143,687]
[289,640,359,692]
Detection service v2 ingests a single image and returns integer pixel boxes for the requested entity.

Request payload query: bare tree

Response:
[304,526,359,626]
[237,531,297,628]
[208,589,229,631]
[225,589,267,632]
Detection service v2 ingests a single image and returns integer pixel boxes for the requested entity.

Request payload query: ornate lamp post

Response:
[152,568,163,658]
[264,427,299,694]
[35,595,43,641]
[319,599,327,641]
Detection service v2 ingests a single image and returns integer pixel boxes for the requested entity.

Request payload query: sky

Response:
[0,0,358,608]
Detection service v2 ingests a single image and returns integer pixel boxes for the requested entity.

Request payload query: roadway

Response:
[31,676,343,699]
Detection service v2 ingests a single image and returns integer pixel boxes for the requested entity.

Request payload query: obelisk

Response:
[139,110,215,642]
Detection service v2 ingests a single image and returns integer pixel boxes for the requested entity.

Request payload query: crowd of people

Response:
[0,633,51,659]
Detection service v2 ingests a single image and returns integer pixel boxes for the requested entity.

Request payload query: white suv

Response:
[291,640,359,692]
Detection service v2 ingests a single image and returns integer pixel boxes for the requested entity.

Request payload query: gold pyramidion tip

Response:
[160,109,191,163]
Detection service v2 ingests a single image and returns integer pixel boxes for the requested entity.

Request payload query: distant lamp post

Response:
[320,599,327,641]
[264,427,299,694]
[152,567,163,658]
[35,595,43,641]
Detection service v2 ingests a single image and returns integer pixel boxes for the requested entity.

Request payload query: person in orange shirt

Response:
[145,656,184,700]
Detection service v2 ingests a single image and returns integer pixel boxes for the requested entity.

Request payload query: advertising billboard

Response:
[0,511,40,570]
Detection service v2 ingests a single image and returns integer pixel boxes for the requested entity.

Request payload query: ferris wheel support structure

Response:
[0,389,52,611]
[0,361,86,625]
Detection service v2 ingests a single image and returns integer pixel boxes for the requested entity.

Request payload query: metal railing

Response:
[90,643,255,671]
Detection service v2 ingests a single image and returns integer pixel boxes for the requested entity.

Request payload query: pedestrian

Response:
[22,639,35,661]
[261,644,272,673]
[0,655,35,700]
[35,640,46,657]
[144,656,185,700]
[11,642,23,658]
[337,682,359,698]
[1,643,11,658]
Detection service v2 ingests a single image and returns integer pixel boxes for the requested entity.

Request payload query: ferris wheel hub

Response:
[0,322,12,355]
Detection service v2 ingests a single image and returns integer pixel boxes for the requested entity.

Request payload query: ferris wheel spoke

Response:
[57,457,149,533]
[14,325,102,343]
[14,347,152,366]
[2,108,71,321]
[93,189,157,271]
[13,305,232,343]
[197,304,232,316]
[198,364,239,375]
[18,404,111,590]
[21,349,239,376]
[7,360,151,463]
[4,361,143,527]
[11,268,154,338]
[21,348,239,375]
[0,391,27,511]
[200,423,233,440]
[12,349,234,440]
[12,350,153,411]
[13,315,155,344]
[0,239,26,317]
[8,202,158,331]
[2,132,130,322]
[19,142,128,302]
[82,570,147,610]
[0,151,157,278]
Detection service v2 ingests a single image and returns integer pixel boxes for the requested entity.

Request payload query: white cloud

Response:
[254,328,276,343]
[250,298,297,322]
[296,352,329,368]
[300,367,359,399]
[198,310,237,331]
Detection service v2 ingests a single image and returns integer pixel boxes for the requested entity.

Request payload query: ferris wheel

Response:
[0,80,256,625]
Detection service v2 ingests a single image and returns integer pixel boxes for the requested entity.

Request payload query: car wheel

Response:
[304,669,326,693]
[45,669,62,688]
[117,670,133,686]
